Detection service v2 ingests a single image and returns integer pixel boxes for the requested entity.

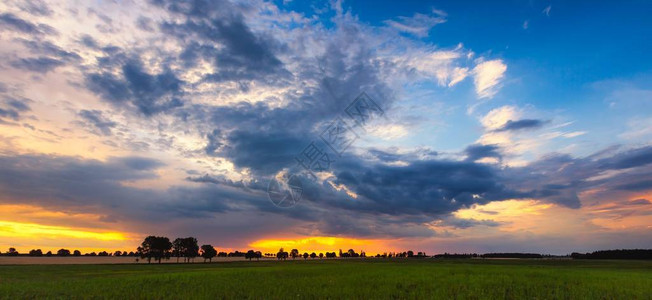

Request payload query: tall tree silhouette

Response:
[277,248,288,260]
[138,236,172,263]
[172,238,183,263]
[182,237,199,263]
[6,248,18,256]
[200,244,217,262]
[245,250,256,261]
[290,249,299,260]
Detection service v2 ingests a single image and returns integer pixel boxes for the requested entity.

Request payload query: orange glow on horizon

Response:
[249,236,396,255]
[0,220,128,241]
[0,204,138,253]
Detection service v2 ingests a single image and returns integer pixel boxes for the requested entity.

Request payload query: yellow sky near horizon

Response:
[1,196,650,255]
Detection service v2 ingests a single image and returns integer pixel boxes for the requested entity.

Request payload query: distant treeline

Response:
[571,249,652,260]
[432,253,543,258]
[3,238,651,261]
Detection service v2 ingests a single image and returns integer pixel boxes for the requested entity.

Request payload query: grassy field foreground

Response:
[1,259,650,299]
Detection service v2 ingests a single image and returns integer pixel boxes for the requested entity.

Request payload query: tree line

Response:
[571,249,652,260]
[3,247,139,257]
[4,237,651,261]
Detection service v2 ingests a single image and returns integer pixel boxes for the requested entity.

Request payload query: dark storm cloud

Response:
[598,146,652,169]
[494,119,547,132]
[440,217,501,229]
[154,0,287,82]
[500,145,652,208]
[325,158,524,216]
[615,180,652,191]
[208,129,309,175]
[10,57,65,73]
[77,109,117,136]
[0,13,57,35]
[0,145,649,240]
[367,149,404,162]
[0,154,261,222]
[183,14,396,179]
[463,144,501,161]
[85,59,184,116]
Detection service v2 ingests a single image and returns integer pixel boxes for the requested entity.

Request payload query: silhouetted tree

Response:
[57,249,70,256]
[181,237,199,263]
[200,244,217,262]
[277,248,288,260]
[245,250,256,261]
[6,248,18,256]
[45,251,52,257]
[172,238,183,263]
[319,253,324,259]
[29,249,42,256]
[229,251,245,257]
[303,252,309,260]
[73,250,81,256]
[98,251,109,256]
[347,249,358,257]
[310,252,317,259]
[114,251,122,257]
[139,236,172,264]
[407,250,414,258]
[217,252,228,257]
[290,249,299,260]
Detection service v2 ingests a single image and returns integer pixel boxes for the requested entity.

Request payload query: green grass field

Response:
[1,259,650,299]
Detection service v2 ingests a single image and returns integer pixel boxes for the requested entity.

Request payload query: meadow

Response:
[1,258,650,299]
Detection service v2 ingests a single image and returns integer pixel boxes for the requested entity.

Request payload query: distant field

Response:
[1,259,650,299]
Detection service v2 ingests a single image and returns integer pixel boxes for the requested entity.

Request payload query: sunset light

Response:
[0,0,650,297]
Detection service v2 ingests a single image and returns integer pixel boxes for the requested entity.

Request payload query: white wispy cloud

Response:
[383,9,446,37]
[542,5,552,16]
[472,59,507,99]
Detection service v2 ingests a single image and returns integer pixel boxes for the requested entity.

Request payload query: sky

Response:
[0,0,650,255]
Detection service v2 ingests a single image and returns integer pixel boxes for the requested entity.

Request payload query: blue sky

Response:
[0,0,650,254]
